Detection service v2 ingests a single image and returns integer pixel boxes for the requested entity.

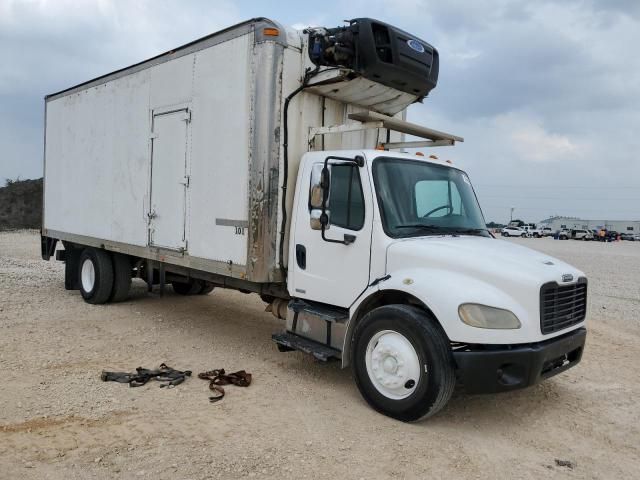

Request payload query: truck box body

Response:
[43,18,405,284]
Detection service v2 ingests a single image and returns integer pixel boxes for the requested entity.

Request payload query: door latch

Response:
[147,210,157,220]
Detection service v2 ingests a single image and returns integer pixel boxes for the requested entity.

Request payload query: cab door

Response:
[289,153,373,308]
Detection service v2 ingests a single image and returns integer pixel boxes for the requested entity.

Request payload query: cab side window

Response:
[329,164,365,230]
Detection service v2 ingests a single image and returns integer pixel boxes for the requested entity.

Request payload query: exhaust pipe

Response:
[266,298,288,320]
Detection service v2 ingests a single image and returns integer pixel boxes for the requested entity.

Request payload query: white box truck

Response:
[41,18,587,421]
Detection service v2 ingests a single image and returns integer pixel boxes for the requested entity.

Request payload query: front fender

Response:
[364,267,559,345]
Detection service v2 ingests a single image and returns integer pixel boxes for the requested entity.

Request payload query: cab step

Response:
[272,332,341,362]
[289,299,349,323]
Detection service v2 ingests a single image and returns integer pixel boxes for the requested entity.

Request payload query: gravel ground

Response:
[1,230,639,479]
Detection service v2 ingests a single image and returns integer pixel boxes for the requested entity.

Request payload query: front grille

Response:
[540,278,587,334]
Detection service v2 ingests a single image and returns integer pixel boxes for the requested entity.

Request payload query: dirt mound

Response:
[0,178,43,230]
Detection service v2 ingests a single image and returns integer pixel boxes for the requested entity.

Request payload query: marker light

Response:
[263,28,280,36]
[415,152,424,156]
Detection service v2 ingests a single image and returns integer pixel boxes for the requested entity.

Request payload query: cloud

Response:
[494,113,582,162]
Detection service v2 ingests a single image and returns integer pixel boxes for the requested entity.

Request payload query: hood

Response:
[386,236,584,288]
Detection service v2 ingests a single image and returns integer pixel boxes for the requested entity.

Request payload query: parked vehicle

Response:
[620,233,639,241]
[523,224,543,238]
[501,226,530,238]
[540,227,553,237]
[40,18,587,421]
[571,229,593,241]
[556,229,571,240]
[607,231,620,241]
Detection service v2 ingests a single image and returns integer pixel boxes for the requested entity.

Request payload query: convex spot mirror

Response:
[310,209,330,231]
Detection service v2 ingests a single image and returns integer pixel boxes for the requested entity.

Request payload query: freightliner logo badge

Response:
[562,274,574,282]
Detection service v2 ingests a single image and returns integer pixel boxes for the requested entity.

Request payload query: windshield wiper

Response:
[394,224,444,231]
[448,228,490,236]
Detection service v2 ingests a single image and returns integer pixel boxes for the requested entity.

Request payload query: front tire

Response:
[351,305,455,421]
[78,248,114,304]
[503,232,509,237]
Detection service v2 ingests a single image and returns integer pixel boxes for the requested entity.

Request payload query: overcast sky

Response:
[1,0,638,223]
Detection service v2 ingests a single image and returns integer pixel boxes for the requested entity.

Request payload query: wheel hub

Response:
[366,330,421,400]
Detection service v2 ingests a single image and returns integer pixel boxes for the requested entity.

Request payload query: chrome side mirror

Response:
[310,209,330,230]
[309,164,330,209]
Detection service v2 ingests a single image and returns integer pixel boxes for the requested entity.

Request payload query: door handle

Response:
[295,244,306,270]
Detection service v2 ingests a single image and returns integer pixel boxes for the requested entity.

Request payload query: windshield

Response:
[372,157,489,238]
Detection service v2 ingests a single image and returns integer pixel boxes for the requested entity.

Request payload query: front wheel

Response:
[521,233,526,238]
[503,232,509,237]
[351,305,455,421]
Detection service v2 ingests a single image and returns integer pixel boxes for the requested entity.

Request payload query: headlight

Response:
[458,304,521,329]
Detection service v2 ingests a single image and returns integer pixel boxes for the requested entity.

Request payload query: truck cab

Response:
[278,149,587,421]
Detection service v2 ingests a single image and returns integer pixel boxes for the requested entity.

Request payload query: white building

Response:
[539,216,640,233]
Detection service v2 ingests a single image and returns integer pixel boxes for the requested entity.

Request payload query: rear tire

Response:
[521,233,526,238]
[64,247,81,290]
[78,248,114,304]
[172,279,202,295]
[198,282,215,295]
[351,305,455,422]
[110,253,132,302]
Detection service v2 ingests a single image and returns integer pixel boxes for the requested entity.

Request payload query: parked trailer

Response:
[42,18,587,421]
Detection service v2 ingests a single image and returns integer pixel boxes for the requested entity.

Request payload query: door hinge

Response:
[150,132,158,139]
[180,175,190,187]
[183,110,192,123]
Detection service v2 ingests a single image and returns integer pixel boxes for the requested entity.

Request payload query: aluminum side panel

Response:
[186,34,251,268]
[44,71,151,246]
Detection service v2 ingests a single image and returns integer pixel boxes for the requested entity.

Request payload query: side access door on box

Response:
[148,108,191,251]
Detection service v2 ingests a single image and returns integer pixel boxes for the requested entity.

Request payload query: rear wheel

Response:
[198,282,215,295]
[172,279,202,295]
[110,253,132,302]
[78,248,114,304]
[351,305,455,421]
[521,233,526,238]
